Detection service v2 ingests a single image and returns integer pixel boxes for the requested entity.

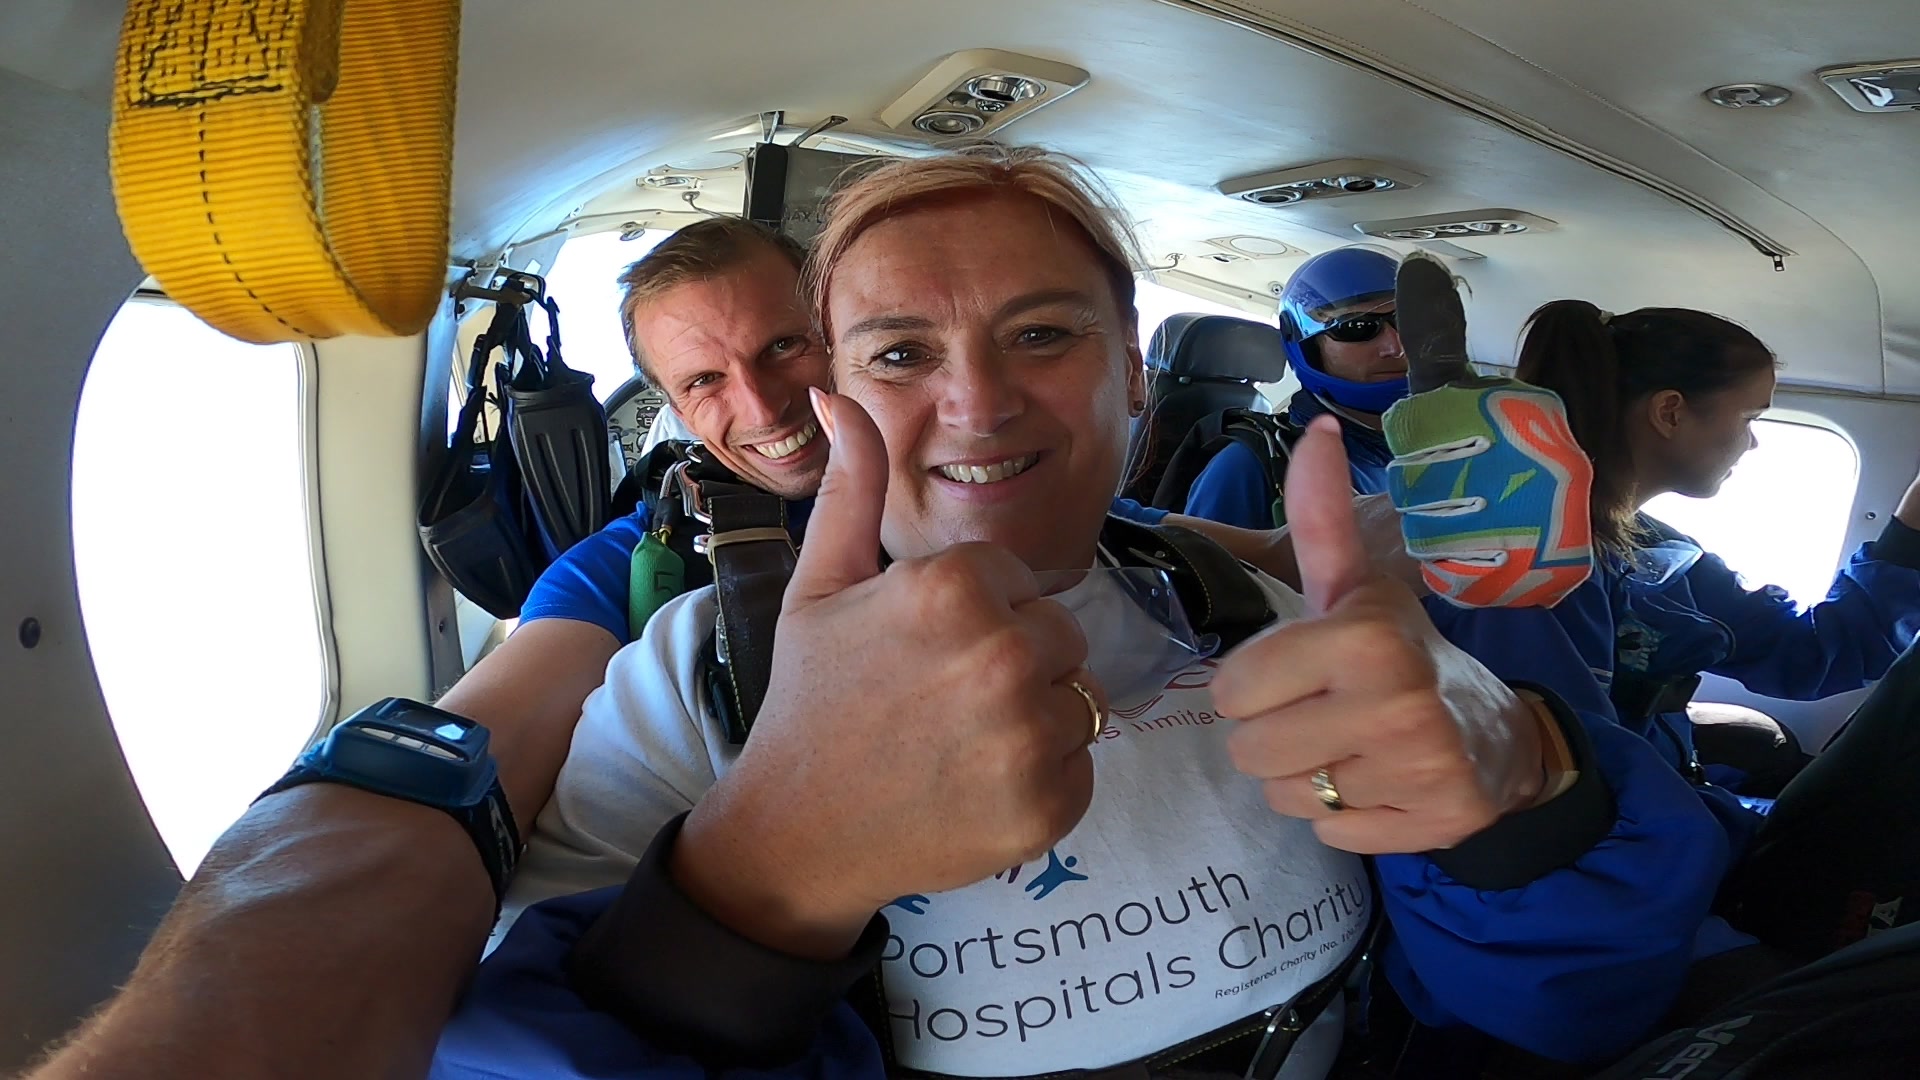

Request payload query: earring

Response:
[1129,399,1146,417]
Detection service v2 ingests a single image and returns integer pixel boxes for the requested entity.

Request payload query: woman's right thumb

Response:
[786,389,890,606]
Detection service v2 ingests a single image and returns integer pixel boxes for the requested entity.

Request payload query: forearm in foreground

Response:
[26,784,494,1080]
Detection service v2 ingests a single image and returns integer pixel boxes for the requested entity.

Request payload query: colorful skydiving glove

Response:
[1383,253,1593,609]
[1383,380,1594,608]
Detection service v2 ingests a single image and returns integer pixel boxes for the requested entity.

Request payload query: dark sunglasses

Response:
[1317,311,1397,344]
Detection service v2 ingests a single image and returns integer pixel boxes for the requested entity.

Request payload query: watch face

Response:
[316,698,496,808]
[359,723,467,761]
[430,720,473,743]
[364,698,486,754]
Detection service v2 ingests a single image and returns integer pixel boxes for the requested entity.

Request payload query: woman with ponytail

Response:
[1517,298,1920,959]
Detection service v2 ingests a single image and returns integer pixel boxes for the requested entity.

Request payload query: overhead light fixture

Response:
[1247,186,1306,205]
[1354,209,1555,241]
[1206,235,1302,259]
[1217,159,1427,208]
[663,150,749,172]
[913,110,987,136]
[1818,59,1920,112]
[964,74,1044,108]
[1381,222,1525,239]
[1705,83,1793,109]
[881,49,1089,141]
[640,172,700,189]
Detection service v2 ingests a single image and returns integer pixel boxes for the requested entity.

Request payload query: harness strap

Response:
[703,484,794,744]
[1617,671,1707,784]
[1148,408,1305,527]
[694,511,1281,743]
[1222,411,1302,530]
[693,509,1361,1074]
[1100,515,1276,649]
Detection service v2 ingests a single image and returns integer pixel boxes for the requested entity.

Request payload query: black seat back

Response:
[1122,313,1291,507]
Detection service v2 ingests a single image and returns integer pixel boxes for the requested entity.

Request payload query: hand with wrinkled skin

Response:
[1216,416,1546,855]
[672,391,1101,959]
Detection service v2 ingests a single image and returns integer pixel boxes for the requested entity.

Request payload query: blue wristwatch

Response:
[260,697,522,908]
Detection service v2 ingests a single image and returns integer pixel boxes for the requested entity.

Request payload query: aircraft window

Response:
[528,228,670,402]
[72,298,328,877]
[1644,417,1860,607]
[1134,278,1275,344]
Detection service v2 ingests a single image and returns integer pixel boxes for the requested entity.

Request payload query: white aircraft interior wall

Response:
[0,66,183,1072]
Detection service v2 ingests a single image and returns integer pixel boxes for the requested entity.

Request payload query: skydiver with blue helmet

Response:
[1183,245,1408,530]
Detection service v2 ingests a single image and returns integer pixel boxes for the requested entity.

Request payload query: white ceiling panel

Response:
[6,0,1912,394]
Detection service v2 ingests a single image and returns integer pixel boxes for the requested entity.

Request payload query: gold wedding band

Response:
[1310,766,1346,812]
[1069,680,1106,745]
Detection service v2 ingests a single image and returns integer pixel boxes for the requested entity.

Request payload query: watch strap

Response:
[259,763,522,911]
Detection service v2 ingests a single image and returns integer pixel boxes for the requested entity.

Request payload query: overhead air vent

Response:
[1217,159,1426,208]
[1704,83,1793,109]
[914,110,987,137]
[1818,59,1920,113]
[1354,209,1556,242]
[880,50,1090,141]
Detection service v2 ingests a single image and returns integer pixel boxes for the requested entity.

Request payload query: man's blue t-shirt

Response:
[1183,391,1393,531]
[520,497,1170,645]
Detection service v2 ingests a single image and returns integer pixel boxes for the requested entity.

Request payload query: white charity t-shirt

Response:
[501,565,1369,1077]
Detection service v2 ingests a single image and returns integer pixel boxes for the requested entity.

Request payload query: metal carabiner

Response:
[1242,1004,1307,1080]
[668,459,711,525]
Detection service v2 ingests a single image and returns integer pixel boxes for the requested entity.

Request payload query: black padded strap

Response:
[706,483,794,744]
[699,509,1278,746]
[1146,409,1235,511]
[1146,407,1305,518]
[1100,515,1276,650]
[1232,410,1303,510]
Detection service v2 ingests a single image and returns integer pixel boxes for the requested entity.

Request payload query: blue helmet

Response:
[1278,246,1408,414]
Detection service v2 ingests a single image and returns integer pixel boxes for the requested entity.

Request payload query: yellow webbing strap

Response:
[110,0,460,344]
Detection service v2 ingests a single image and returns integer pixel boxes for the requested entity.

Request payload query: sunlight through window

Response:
[1134,278,1274,344]
[72,300,328,877]
[1643,418,1859,608]
[532,229,669,401]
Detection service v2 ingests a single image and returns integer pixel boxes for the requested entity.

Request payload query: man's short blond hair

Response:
[618,217,806,385]
[805,145,1143,342]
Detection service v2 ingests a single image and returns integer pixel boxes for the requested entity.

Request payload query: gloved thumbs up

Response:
[785,388,890,610]
[1385,384,1595,607]
[1385,254,1594,608]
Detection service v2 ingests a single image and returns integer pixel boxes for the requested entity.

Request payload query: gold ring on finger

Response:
[1310,766,1346,812]
[1069,680,1105,745]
